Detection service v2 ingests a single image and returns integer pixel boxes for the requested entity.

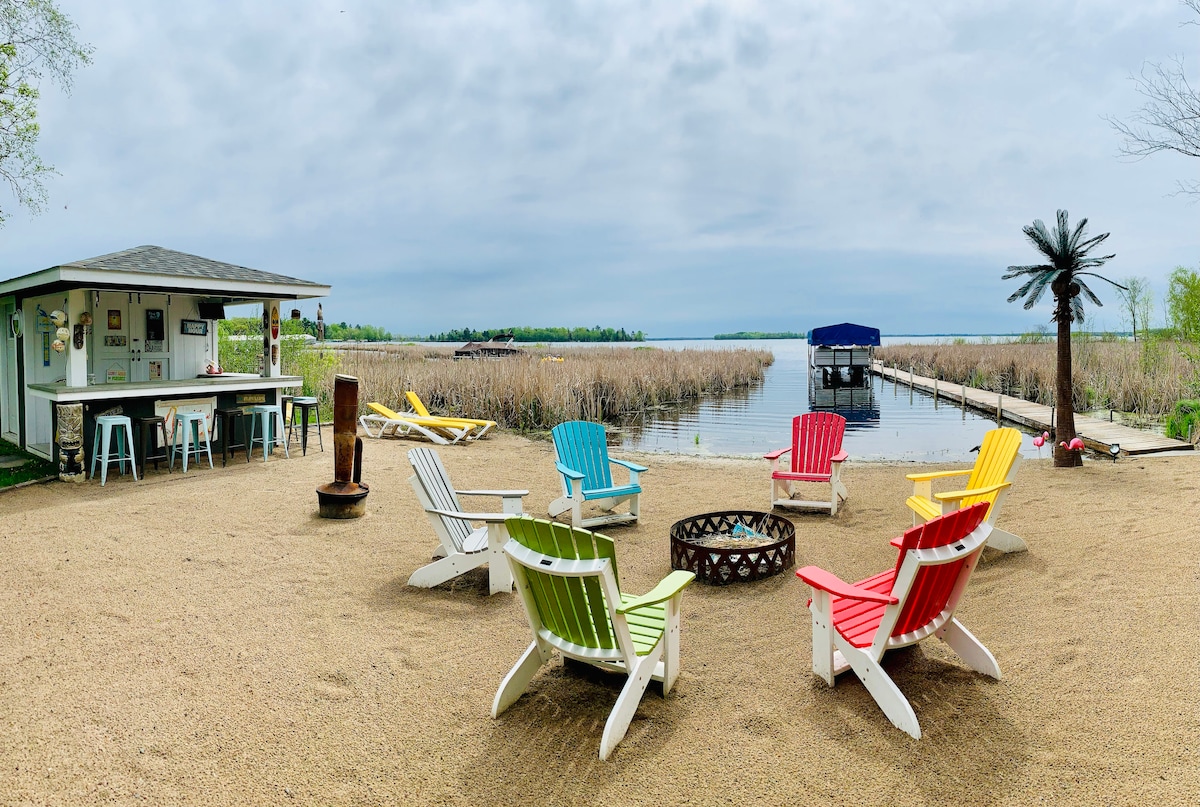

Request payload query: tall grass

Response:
[876,339,1196,417]
[315,344,774,431]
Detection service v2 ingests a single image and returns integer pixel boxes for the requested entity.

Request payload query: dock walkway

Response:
[873,363,1192,456]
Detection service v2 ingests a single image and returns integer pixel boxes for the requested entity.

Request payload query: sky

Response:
[2,0,1198,338]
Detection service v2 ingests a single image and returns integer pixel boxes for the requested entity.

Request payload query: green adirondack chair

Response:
[493,516,695,760]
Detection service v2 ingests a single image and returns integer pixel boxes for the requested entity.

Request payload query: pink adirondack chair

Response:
[795,501,999,738]
[764,412,848,514]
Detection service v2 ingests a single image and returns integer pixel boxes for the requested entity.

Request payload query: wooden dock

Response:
[873,363,1193,456]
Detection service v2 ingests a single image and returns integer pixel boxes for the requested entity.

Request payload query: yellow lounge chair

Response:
[405,391,495,438]
[359,402,476,445]
[904,426,1026,553]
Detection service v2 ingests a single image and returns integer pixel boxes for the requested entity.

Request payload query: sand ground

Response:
[0,431,1197,806]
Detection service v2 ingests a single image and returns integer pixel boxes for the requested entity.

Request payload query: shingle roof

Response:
[62,245,324,288]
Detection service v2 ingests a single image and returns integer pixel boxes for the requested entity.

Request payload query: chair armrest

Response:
[934,481,1011,504]
[616,571,695,613]
[830,450,848,463]
[796,566,898,604]
[428,508,513,524]
[905,469,970,482]
[554,462,584,480]
[763,447,791,461]
[610,457,648,473]
[456,489,529,498]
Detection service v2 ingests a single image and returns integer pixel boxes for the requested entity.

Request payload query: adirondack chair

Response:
[407,447,528,594]
[905,426,1026,553]
[764,412,849,515]
[405,391,496,439]
[493,516,695,760]
[548,420,647,529]
[796,501,999,739]
[359,402,475,445]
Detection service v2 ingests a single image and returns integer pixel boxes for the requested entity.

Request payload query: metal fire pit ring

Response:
[669,510,795,585]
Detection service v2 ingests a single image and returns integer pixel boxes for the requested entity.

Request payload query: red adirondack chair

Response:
[795,501,999,738]
[763,412,848,515]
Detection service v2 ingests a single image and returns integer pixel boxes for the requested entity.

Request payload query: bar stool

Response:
[132,415,171,477]
[90,414,139,486]
[248,404,289,461]
[214,407,248,466]
[287,396,324,456]
[170,412,214,473]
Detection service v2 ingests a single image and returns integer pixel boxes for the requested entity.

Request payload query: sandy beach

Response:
[1,431,1197,806]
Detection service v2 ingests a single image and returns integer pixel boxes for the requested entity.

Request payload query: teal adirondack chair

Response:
[549,420,647,528]
[493,516,695,761]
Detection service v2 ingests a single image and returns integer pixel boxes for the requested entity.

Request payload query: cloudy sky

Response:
[3,0,1198,337]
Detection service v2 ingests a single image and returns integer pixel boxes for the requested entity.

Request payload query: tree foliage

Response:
[1165,265,1200,341]
[1116,276,1154,341]
[0,0,92,224]
[1107,0,1200,195]
[427,326,645,343]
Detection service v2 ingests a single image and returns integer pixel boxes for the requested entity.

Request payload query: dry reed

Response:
[876,340,1196,417]
[314,344,772,430]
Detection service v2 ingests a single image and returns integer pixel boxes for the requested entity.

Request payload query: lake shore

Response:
[1,432,1196,805]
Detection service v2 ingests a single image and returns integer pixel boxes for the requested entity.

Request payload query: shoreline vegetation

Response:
[876,339,1199,430]
[714,331,803,339]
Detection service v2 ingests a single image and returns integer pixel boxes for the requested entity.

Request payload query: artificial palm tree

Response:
[1003,210,1122,467]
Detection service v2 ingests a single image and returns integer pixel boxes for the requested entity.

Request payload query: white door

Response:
[130,294,171,382]
[92,292,131,384]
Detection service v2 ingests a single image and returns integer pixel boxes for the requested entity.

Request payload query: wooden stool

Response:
[248,404,289,461]
[90,414,139,486]
[170,412,214,473]
[287,396,324,455]
[215,408,247,467]
[132,415,170,477]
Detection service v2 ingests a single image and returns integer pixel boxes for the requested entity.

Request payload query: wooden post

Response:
[997,395,1003,425]
[933,377,938,408]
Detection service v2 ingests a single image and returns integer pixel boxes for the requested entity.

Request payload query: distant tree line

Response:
[714,331,804,340]
[428,326,645,343]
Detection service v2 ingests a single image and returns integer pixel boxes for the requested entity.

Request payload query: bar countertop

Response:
[27,375,303,402]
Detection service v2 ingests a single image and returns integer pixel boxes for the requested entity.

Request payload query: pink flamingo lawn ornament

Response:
[1059,437,1086,453]
[1032,431,1048,456]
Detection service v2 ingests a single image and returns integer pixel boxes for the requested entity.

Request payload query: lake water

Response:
[613,338,1043,463]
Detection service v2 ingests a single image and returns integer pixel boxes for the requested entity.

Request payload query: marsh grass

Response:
[320,344,772,431]
[876,339,1197,417]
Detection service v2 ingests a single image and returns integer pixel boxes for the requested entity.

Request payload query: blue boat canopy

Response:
[807,323,881,347]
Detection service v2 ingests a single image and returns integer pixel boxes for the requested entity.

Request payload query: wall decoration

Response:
[180,319,208,336]
[106,365,127,383]
[56,402,85,482]
[149,360,163,381]
[270,305,280,339]
[145,340,164,353]
[107,310,122,330]
[104,335,128,347]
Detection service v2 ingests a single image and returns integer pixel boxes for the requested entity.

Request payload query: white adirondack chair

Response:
[407,447,527,595]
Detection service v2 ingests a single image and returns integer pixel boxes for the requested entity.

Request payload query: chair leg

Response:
[492,641,551,718]
[406,551,489,589]
[843,644,921,739]
[985,526,1027,553]
[100,424,112,486]
[809,590,837,686]
[661,597,683,694]
[547,495,572,518]
[937,617,1001,679]
[123,424,138,482]
[599,651,660,761]
[486,522,514,595]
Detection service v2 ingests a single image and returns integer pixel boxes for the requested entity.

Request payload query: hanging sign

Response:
[271,305,280,340]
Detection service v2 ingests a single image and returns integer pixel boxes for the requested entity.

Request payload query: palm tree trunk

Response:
[1053,308,1081,467]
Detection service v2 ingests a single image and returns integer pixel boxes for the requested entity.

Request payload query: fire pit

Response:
[670,510,795,585]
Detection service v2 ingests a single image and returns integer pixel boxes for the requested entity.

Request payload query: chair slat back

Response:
[505,517,620,651]
[405,391,433,418]
[408,447,472,551]
[552,421,615,492]
[890,502,989,637]
[962,427,1021,510]
[791,412,847,475]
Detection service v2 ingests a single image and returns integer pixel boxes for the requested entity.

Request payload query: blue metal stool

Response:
[170,412,214,473]
[248,404,289,461]
[90,414,139,486]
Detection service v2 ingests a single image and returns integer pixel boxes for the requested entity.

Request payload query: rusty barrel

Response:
[317,373,369,518]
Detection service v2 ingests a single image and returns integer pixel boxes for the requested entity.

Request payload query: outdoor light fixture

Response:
[1109,443,1120,462]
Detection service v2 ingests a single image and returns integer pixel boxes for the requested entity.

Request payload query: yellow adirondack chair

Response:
[405,391,496,438]
[905,426,1026,553]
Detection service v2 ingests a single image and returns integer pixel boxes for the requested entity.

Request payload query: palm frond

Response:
[1074,277,1104,308]
[1002,263,1053,280]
